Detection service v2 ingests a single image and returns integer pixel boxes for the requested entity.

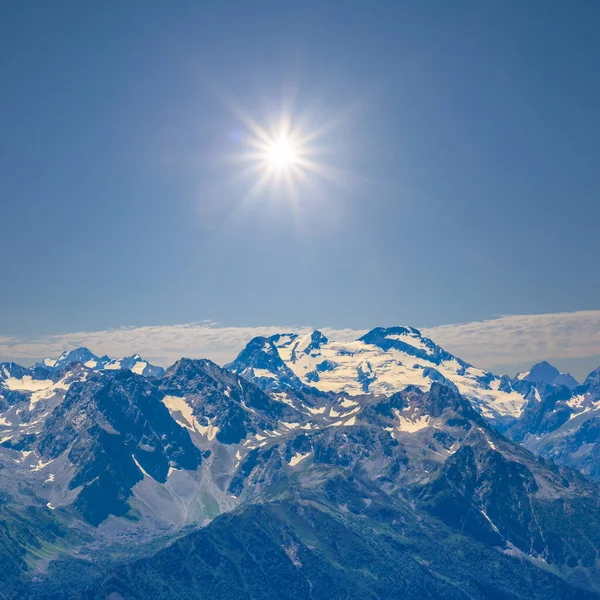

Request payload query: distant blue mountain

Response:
[515,360,579,390]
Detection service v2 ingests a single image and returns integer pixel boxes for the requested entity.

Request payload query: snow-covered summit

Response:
[227,326,531,420]
[38,347,101,371]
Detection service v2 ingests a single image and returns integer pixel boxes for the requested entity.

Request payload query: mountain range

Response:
[1,327,600,599]
[35,349,164,378]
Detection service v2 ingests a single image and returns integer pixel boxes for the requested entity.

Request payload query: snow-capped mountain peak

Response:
[35,348,164,378]
[228,326,532,420]
[36,347,100,371]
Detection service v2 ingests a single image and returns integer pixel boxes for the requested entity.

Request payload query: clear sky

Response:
[1,1,599,341]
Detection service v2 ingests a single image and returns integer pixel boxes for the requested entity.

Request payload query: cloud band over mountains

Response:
[423,311,600,372]
[1,311,599,375]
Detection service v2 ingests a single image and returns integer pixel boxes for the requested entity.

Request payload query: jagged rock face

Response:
[159,358,303,444]
[227,327,533,421]
[541,417,600,480]
[0,362,29,379]
[554,372,580,389]
[0,363,59,409]
[0,359,309,531]
[421,445,600,569]
[508,385,575,443]
[505,365,600,480]
[225,336,305,391]
[36,370,202,526]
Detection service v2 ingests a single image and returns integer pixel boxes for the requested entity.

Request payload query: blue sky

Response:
[1,1,599,369]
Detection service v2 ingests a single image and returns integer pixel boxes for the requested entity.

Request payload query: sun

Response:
[225,107,344,201]
[265,137,299,170]
[237,118,313,194]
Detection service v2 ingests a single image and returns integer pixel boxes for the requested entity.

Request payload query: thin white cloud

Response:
[0,322,364,367]
[422,310,600,371]
[1,311,599,376]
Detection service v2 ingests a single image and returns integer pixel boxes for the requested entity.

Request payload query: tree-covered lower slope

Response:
[83,493,599,600]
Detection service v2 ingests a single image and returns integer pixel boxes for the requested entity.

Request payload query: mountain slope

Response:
[36,369,203,525]
[159,358,304,445]
[507,365,600,480]
[0,503,71,600]
[223,382,600,582]
[84,497,599,600]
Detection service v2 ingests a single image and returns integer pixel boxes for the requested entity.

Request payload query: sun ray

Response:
[213,87,365,213]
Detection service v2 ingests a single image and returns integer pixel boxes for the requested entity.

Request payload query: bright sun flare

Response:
[228,108,343,201]
[266,137,299,170]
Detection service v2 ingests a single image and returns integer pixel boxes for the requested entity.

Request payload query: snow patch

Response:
[31,458,54,472]
[132,454,151,478]
[340,399,358,408]
[289,452,310,466]
[4,376,53,392]
[104,361,121,370]
[131,361,148,375]
[281,422,300,430]
[196,419,220,441]
[163,395,195,430]
[393,408,430,432]
[253,368,277,379]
